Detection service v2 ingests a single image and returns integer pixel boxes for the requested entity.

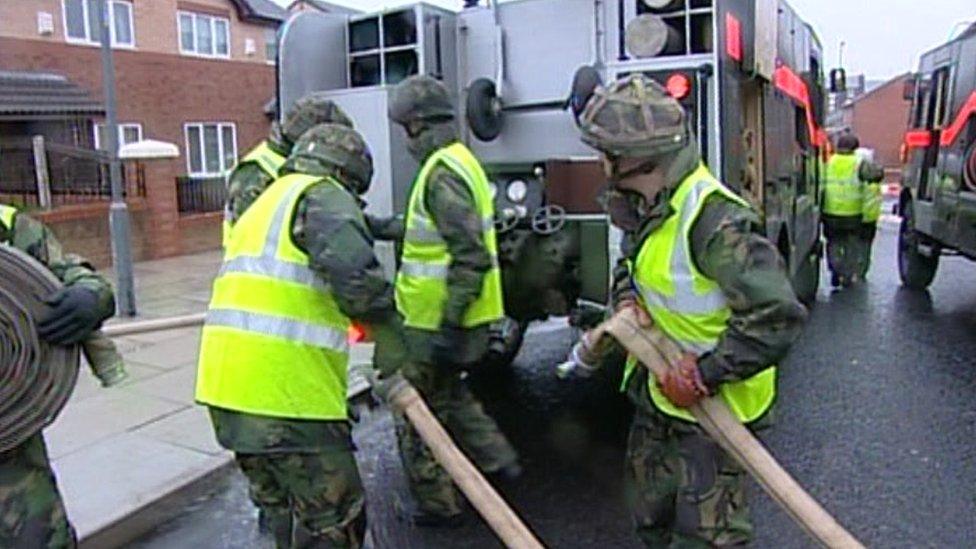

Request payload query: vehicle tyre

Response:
[466,78,503,141]
[898,201,938,290]
[792,247,820,306]
[485,317,527,368]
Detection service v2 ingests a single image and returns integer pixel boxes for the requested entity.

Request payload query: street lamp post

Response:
[97,0,136,316]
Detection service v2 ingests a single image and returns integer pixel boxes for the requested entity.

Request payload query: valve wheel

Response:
[531,205,566,235]
[495,212,520,234]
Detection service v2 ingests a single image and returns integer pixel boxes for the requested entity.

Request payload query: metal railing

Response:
[0,138,145,207]
[176,175,227,215]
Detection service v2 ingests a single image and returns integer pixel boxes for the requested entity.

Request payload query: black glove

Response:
[431,323,466,367]
[37,286,104,345]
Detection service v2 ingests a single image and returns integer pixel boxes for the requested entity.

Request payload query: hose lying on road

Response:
[384,376,545,549]
[0,246,80,454]
[594,308,864,549]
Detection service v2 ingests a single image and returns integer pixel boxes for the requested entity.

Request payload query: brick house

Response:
[828,73,914,183]
[0,0,288,264]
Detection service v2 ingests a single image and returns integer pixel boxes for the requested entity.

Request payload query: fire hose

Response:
[587,308,865,548]
[0,246,80,454]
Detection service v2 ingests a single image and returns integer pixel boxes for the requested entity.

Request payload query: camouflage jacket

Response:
[619,157,807,412]
[0,208,115,316]
[225,139,290,223]
[211,167,403,454]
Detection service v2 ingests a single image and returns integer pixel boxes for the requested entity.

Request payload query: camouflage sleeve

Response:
[227,163,275,222]
[689,196,808,391]
[292,182,396,322]
[426,166,494,327]
[365,213,405,242]
[858,160,885,183]
[10,212,115,317]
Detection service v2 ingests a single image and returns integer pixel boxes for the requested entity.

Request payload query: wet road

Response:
[133,221,976,548]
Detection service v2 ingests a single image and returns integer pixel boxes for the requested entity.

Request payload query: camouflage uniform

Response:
[0,209,116,549]
[226,94,353,225]
[577,76,806,547]
[210,124,405,548]
[389,76,519,520]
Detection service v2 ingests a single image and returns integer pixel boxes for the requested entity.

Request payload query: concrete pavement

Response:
[46,250,224,546]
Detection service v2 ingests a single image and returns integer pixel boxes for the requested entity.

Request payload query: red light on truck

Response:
[726,13,743,62]
[665,73,691,100]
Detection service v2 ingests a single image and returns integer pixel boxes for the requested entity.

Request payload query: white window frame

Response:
[184,122,238,177]
[93,122,143,151]
[62,0,135,48]
[177,11,231,59]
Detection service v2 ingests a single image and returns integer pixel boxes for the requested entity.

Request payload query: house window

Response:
[185,123,237,176]
[94,123,143,151]
[178,11,230,58]
[63,0,134,47]
[265,28,278,63]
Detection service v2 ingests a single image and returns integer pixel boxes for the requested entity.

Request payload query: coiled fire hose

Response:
[0,246,80,454]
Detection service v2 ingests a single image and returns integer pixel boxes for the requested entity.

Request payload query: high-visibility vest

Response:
[0,204,18,234]
[395,142,504,330]
[862,182,883,223]
[197,173,351,420]
[222,141,287,247]
[623,164,777,424]
[822,153,864,217]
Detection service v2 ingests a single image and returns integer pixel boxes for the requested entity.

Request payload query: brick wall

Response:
[846,74,913,171]
[0,36,275,168]
[0,0,277,64]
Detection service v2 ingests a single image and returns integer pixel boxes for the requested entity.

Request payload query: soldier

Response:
[567,75,807,546]
[857,150,885,279]
[196,123,406,548]
[224,93,353,243]
[821,133,883,287]
[0,205,118,548]
[387,75,520,526]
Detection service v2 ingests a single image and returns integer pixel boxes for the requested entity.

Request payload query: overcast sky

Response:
[278,0,974,80]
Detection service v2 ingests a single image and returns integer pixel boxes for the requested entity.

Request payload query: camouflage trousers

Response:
[858,223,878,278]
[235,449,366,548]
[823,216,867,283]
[396,361,519,517]
[0,434,76,549]
[625,410,752,548]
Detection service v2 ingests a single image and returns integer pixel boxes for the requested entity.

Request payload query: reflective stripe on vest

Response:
[222,141,287,247]
[396,142,504,330]
[624,164,777,424]
[862,182,883,223]
[196,173,351,421]
[823,153,864,217]
[0,204,18,234]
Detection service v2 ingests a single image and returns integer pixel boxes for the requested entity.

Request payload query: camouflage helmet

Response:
[281,93,354,147]
[388,75,455,126]
[290,123,374,194]
[577,74,689,159]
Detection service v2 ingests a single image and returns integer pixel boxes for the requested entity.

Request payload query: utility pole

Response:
[97,0,136,316]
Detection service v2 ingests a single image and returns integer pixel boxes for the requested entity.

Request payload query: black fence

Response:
[176,175,227,215]
[0,139,144,207]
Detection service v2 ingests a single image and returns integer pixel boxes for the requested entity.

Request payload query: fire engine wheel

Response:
[466,78,504,142]
[898,202,939,290]
[485,317,527,368]
[791,247,821,306]
[964,140,976,191]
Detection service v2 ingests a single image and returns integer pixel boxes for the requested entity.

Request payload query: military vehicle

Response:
[898,23,976,289]
[276,0,829,364]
